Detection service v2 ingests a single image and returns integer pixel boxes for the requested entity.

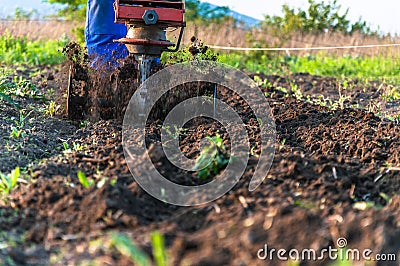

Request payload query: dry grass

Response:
[169,22,400,57]
[0,20,77,41]
[3,20,400,57]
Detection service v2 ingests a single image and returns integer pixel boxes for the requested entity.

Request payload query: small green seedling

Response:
[110,233,151,266]
[287,260,300,266]
[63,142,87,153]
[329,248,352,266]
[0,167,20,195]
[254,76,273,88]
[63,142,69,151]
[290,82,303,100]
[151,231,167,266]
[379,192,392,204]
[44,101,57,117]
[161,125,186,139]
[279,138,287,150]
[9,110,32,139]
[10,127,25,139]
[73,142,87,152]
[0,91,20,108]
[77,171,94,189]
[193,134,230,179]
[16,110,32,128]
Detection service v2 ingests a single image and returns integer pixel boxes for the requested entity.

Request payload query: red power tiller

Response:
[114,0,186,84]
[67,1,185,119]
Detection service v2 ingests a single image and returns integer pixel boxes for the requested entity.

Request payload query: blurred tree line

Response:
[7,8,39,20]
[44,0,377,43]
[45,0,87,22]
[185,0,232,25]
[261,0,377,36]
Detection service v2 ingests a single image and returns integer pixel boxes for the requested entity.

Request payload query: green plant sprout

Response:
[63,142,88,153]
[290,82,303,100]
[379,192,392,204]
[151,231,167,266]
[254,76,273,88]
[328,248,352,266]
[110,233,151,266]
[0,72,44,105]
[10,110,32,139]
[10,127,25,139]
[77,171,94,189]
[193,134,230,179]
[162,125,186,139]
[250,145,260,157]
[337,82,351,110]
[279,138,287,151]
[161,40,219,65]
[73,142,87,152]
[381,85,400,101]
[44,101,58,117]
[0,92,19,108]
[0,167,20,195]
[62,142,69,151]
[16,109,32,128]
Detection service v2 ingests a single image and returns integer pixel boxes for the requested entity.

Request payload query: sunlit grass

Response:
[0,31,68,65]
[219,52,400,84]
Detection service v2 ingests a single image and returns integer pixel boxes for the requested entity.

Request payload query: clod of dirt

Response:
[63,42,140,121]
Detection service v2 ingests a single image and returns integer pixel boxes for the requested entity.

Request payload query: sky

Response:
[0,0,62,18]
[0,0,399,35]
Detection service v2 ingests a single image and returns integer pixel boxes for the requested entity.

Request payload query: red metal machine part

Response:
[114,0,186,84]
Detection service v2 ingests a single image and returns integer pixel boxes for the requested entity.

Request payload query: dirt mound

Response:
[0,67,399,264]
[0,40,399,265]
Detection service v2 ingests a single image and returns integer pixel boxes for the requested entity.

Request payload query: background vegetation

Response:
[44,0,86,22]
[261,0,377,37]
[0,0,399,85]
[0,31,67,65]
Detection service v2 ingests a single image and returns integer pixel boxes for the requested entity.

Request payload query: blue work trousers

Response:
[85,0,129,67]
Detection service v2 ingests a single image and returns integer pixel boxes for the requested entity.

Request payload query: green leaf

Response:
[10,167,20,189]
[198,169,210,179]
[380,192,391,204]
[77,170,91,189]
[0,92,20,109]
[151,231,167,266]
[0,176,6,191]
[110,233,150,266]
[192,146,213,171]
[193,133,229,179]
[63,142,69,150]
[0,174,10,194]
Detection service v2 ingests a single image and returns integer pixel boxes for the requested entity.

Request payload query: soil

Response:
[0,52,399,265]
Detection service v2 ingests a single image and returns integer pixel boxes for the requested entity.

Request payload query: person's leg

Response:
[85,0,128,68]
